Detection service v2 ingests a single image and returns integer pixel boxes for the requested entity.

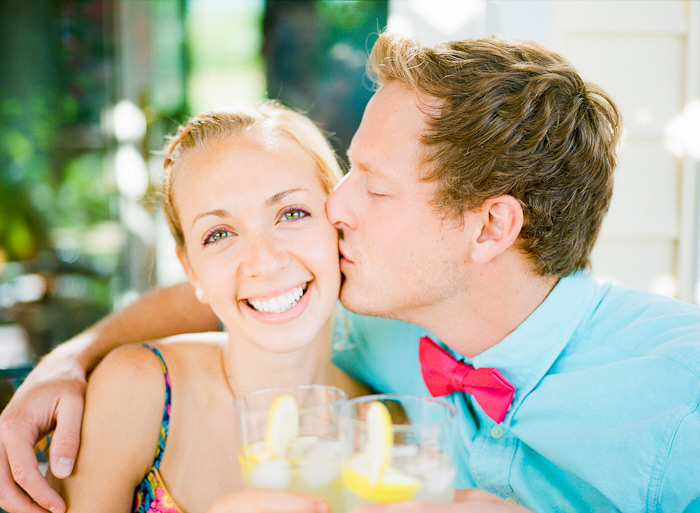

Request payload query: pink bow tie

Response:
[419,336,515,424]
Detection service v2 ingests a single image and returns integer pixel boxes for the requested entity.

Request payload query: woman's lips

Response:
[241,281,313,324]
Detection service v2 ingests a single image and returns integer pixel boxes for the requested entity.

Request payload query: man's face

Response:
[325,82,470,322]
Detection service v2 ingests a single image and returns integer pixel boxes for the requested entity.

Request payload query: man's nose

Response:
[325,172,358,231]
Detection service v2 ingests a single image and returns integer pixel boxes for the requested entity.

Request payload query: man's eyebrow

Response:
[347,145,388,178]
[348,152,381,178]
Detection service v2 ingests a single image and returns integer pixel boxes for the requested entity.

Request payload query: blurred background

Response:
[1,0,699,409]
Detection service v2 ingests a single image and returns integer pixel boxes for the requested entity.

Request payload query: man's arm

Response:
[69,282,220,372]
[0,282,219,513]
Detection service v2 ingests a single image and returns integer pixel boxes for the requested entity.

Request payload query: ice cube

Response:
[251,460,291,489]
[312,439,342,458]
[300,457,341,489]
[391,444,420,458]
[286,435,319,461]
[421,463,457,495]
[299,440,342,488]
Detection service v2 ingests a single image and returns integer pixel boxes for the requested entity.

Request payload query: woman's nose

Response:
[241,232,290,278]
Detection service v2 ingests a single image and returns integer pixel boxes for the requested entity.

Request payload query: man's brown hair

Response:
[368,33,622,276]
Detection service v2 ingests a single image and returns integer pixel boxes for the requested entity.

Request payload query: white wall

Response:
[388,0,700,302]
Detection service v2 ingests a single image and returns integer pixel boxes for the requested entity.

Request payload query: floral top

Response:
[132,344,183,513]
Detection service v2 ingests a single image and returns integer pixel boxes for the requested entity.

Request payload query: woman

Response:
[50,102,366,512]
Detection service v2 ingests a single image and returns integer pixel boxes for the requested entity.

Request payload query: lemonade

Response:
[342,449,456,510]
[339,397,457,511]
[239,436,343,511]
[235,386,347,513]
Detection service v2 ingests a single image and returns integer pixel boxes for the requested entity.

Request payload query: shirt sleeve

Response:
[653,398,700,512]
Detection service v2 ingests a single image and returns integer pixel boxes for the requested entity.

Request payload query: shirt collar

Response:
[465,270,600,421]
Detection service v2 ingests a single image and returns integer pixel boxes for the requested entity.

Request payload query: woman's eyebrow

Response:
[191,188,308,227]
[192,209,229,227]
[266,188,307,207]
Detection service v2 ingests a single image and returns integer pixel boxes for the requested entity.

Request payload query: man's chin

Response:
[338,283,367,314]
[339,285,391,318]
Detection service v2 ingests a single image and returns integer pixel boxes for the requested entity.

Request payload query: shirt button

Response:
[505,497,519,505]
[490,426,505,439]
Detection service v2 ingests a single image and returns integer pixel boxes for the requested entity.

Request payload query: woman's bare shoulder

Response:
[89,343,169,400]
[56,344,169,509]
[149,332,227,378]
[84,343,169,457]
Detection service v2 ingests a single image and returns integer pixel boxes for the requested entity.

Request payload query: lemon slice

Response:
[242,440,271,463]
[342,457,420,502]
[266,394,299,459]
[285,435,319,464]
[365,401,393,485]
[341,401,420,502]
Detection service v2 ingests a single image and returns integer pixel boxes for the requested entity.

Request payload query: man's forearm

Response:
[62,282,220,374]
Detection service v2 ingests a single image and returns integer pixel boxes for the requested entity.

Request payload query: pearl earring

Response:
[195,287,205,302]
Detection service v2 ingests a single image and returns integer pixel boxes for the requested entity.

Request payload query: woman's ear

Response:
[176,247,207,303]
[470,195,523,264]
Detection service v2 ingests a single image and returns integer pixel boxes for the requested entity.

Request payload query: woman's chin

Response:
[253,335,316,354]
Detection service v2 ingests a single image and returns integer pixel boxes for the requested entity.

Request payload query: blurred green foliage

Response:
[0,89,112,262]
[0,0,116,264]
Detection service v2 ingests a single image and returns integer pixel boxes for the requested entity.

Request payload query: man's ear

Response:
[176,246,207,303]
[470,195,523,264]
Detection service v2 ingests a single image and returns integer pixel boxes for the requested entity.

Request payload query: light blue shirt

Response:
[332,271,700,512]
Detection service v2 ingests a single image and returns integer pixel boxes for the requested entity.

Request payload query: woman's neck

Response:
[222,317,335,398]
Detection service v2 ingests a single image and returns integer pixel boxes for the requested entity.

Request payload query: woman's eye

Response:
[203,229,233,245]
[281,208,309,222]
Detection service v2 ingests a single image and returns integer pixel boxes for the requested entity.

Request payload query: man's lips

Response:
[338,243,354,264]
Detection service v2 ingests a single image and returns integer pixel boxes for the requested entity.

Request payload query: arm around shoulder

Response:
[54,344,168,513]
[0,284,215,512]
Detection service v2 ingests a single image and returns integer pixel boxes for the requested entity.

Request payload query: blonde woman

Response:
[50,102,366,512]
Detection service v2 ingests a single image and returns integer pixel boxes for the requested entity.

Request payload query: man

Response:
[1,33,699,513]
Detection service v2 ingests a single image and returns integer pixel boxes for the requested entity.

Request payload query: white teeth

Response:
[247,283,308,314]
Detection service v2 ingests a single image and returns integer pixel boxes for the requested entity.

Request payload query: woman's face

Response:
[172,133,341,353]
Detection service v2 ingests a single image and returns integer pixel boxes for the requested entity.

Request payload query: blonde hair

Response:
[368,33,622,277]
[161,101,343,248]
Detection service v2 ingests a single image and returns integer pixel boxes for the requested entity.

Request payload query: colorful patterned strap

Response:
[132,344,182,513]
[142,344,172,470]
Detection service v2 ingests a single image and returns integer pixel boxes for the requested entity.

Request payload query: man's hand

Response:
[0,343,88,513]
[0,282,220,513]
[206,489,330,513]
[349,489,533,513]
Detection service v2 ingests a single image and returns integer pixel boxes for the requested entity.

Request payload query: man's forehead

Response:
[351,100,433,175]
[346,147,382,177]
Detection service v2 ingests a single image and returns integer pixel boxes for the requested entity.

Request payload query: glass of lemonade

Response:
[234,384,347,512]
[339,394,457,511]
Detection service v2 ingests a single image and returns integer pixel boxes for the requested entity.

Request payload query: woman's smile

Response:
[240,280,315,325]
[241,281,311,320]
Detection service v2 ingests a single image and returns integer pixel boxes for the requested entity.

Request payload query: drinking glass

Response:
[339,394,457,511]
[234,384,347,512]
